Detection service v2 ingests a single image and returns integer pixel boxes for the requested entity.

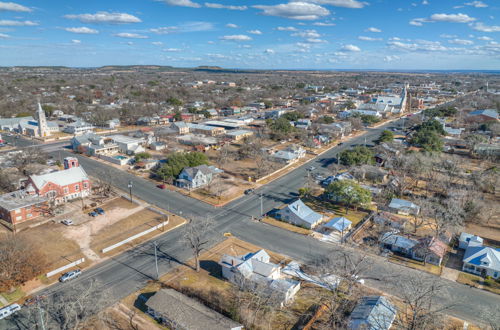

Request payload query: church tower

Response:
[37,102,49,137]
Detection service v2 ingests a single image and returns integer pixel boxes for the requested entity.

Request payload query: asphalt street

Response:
[2,117,499,328]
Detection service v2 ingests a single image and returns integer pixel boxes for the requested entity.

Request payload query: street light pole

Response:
[154,241,159,280]
[128,181,133,203]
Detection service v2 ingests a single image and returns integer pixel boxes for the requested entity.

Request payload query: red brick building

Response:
[0,190,48,225]
[26,157,91,204]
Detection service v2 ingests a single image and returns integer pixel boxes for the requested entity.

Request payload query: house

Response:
[275,199,323,229]
[172,122,190,135]
[0,190,48,225]
[226,130,254,141]
[388,198,420,215]
[145,288,243,330]
[149,141,167,151]
[411,236,447,266]
[108,134,145,155]
[188,123,225,136]
[458,232,484,250]
[104,118,120,129]
[270,145,306,164]
[26,157,90,204]
[323,216,352,234]
[348,296,397,330]
[380,232,417,255]
[460,233,500,279]
[63,120,95,135]
[373,212,407,231]
[71,133,119,156]
[466,109,499,123]
[175,165,218,190]
[220,249,301,306]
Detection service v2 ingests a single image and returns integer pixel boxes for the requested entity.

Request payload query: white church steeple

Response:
[37,102,49,137]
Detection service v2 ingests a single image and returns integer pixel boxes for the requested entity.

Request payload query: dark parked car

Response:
[244,189,254,195]
[88,211,98,217]
[95,207,105,215]
[157,184,167,189]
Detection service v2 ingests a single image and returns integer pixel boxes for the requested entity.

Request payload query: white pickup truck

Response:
[0,303,21,320]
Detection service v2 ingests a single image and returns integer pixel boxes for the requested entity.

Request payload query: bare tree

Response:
[392,275,450,330]
[182,217,214,272]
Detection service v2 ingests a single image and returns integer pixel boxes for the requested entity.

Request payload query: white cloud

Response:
[150,27,178,34]
[307,38,326,43]
[276,26,298,31]
[162,0,201,8]
[248,30,262,35]
[64,12,142,24]
[384,55,400,62]
[440,34,457,38]
[366,27,381,32]
[65,27,99,34]
[307,0,366,8]
[150,22,213,34]
[0,19,37,26]
[292,29,321,38]
[264,49,275,54]
[113,32,149,39]
[477,36,492,41]
[388,40,448,52]
[204,3,247,10]
[163,48,182,52]
[226,23,238,28]
[219,34,252,41]
[429,13,476,23]
[71,39,81,44]
[152,41,163,45]
[0,1,31,12]
[253,2,330,21]
[341,44,360,51]
[410,13,476,26]
[448,38,474,45]
[358,36,382,41]
[313,22,335,26]
[464,1,488,8]
[0,32,10,38]
[470,22,500,32]
[422,0,429,4]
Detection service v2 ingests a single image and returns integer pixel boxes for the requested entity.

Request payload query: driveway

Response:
[441,248,465,282]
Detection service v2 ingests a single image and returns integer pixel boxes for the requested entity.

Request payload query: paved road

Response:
[2,117,499,328]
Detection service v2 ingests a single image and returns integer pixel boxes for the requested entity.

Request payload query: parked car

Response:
[59,269,81,282]
[157,184,167,189]
[337,142,344,146]
[307,166,316,171]
[244,189,254,195]
[0,304,21,320]
[88,211,98,217]
[61,219,74,226]
[95,207,105,215]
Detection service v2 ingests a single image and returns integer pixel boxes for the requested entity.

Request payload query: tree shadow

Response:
[200,260,223,278]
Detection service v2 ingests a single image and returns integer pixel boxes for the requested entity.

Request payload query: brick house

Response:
[25,157,91,204]
[0,190,48,225]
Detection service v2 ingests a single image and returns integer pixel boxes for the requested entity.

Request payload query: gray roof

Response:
[463,246,500,271]
[145,289,242,330]
[388,198,419,212]
[0,190,48,211]
[285,199,323,225]
[325,217,352,232]
[349,296,396,330]
[468,109,498,119]
[380,232,417,250]
[181,164,215,178]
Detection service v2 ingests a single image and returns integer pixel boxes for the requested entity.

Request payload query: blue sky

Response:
[0,0,499,69]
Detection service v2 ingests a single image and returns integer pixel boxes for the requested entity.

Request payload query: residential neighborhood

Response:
[0,65,499,330]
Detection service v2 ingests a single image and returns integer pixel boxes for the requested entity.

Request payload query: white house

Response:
[388,198,420,215]
[275,199,323,229]
[460,233,500,279]
[175,165,218,190]
[220,249,301,305]
[108,134,145,155]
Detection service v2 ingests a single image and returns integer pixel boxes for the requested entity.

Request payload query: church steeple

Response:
[37,102,49,137]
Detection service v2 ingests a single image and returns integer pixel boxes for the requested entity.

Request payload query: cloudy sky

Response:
[0,0,499,69]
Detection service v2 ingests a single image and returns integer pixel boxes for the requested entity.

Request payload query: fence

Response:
[101,220,169,253]
[46,258,85,278]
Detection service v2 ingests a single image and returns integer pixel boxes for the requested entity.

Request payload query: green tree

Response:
[326,180,372,213]
[134,152,151,162]
[377,130,394,144]
[298,187,311,198]
[268,117,294,140]
[318,116,335,124]
[282,111,303,122]
[345,100,356,110]
[173,112,182,121]
[167,97,183,106]
[156,152,209,182]
[411,131,443,152]
[339,146,375,166]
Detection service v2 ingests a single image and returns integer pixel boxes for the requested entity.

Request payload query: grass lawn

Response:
[91,209,185,257]
[303,197,369,227]
[389,255,442,276]
[101,196,138,211]
[457,272,500,295]
[262,217,312,235]
[1,287,24,304]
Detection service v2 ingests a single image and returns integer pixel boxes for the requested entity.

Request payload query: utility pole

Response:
[128,181,133,203]
[154,241,159,280]
[260,193,263,218]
